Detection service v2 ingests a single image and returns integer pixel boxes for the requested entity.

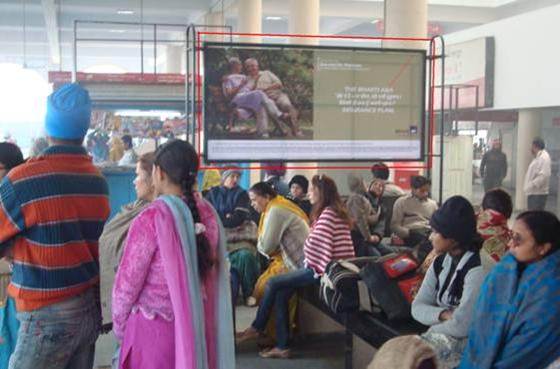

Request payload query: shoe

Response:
[245,296,257,307]
[259,347,291,359]
[235,327,260,344]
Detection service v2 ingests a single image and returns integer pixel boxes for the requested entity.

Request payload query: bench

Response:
[299,285,426,369]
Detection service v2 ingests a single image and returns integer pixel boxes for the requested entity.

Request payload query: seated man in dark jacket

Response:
[206,168,260,305]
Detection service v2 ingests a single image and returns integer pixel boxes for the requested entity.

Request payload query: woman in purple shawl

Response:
[112,140,234,369]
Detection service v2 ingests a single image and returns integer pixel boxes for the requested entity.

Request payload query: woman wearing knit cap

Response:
[205,168,260,306]
[411,196,489,369]
[288,174,312,216]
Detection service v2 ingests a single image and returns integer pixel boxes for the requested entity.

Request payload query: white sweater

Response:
[524,149,552,195]
[411,252,487,338]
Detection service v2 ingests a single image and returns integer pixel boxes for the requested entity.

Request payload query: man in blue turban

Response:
[0,83,110,369]
[45,82,92,142]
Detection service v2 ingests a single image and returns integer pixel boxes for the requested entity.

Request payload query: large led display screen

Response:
[203,42,426,162]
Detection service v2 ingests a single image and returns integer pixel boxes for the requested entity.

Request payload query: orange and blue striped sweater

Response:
[0,145,110,311]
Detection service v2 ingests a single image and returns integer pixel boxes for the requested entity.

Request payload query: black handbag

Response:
[319,257,378,314]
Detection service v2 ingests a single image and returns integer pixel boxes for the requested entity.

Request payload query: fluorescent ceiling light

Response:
[117,9,135,15]
[266,16,283,21]
[109,29,126,33]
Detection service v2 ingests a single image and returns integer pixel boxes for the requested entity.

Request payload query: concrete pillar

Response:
[284,0,320,183]
[205,10,225,42]
[165,45,183,74]
[383,0,427,49]
[515,109,542,210]
[238,0,262,43]
[289,0,319,44]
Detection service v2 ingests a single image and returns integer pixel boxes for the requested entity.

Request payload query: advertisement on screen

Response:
[203,42,426,162]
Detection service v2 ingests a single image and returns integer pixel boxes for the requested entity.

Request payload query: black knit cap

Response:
[430,195,477,245]
[0,142,24,171]
[289,175,309,194]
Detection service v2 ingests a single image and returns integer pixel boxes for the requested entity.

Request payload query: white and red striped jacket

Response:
[304,207,355,275]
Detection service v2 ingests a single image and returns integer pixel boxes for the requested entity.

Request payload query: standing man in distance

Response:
[480,139,508,192]
[0,83,110,369]
[524,137,551,210]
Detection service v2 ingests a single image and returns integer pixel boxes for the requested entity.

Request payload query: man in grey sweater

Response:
[391,176,438,246]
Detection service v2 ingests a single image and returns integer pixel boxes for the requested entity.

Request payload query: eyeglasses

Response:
[510,233,526,247]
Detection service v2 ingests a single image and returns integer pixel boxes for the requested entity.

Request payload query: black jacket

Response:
[480,149,507,180]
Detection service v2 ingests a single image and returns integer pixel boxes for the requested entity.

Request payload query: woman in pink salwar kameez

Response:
[112,140,235,369]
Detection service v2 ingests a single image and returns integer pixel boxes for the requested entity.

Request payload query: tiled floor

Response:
[94,306,344,369]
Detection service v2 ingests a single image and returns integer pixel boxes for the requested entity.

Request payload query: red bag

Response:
[382,254,419,278]
[397,274,423,303]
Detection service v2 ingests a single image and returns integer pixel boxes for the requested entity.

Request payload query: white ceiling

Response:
[0,0,557,73]
[352,0,518,6]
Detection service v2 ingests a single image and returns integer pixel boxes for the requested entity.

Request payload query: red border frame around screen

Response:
[195,31,437,171]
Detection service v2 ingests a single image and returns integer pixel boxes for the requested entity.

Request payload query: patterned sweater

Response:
[303,207,354,275]
[0,145,110,311]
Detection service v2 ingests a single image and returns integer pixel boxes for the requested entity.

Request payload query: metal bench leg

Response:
[344,315,353,369]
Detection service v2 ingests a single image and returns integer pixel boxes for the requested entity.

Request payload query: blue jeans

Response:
[252,268,317,349]
[8,288,100,369]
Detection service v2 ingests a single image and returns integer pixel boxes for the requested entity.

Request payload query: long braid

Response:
[181,174,214,279]
[154,139,215,279]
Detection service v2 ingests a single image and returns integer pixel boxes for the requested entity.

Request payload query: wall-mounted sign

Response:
[435,37,495,110]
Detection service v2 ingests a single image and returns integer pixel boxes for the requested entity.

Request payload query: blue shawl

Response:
[458,250,560,369]
[160,195,235,369]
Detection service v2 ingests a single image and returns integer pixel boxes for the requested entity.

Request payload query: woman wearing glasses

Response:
[459,210,560,369]
[236,174,355,358]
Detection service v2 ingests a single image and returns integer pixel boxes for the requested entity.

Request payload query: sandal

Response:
[235,327,260,344]
[259,347,291,359]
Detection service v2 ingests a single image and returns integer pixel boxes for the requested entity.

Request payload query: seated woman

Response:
[411,196,488,369]
[366,177,387,232]
[458,211,560,369]
[99,152,155,354]
[418,189,513,280]
[346,173,384,256]
[477,188,513,262]
[205,169,260,306]
[288,174,312,216]
[236,174,355,358]
[248,182,309,341]
[112,140,234,369]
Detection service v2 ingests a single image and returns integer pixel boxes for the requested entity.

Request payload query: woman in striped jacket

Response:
[236,174,355,358]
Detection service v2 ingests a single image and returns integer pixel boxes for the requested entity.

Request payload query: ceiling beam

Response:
[261,0,497,25]
[41,0,60,64]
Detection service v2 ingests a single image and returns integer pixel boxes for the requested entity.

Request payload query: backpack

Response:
[319,257,378,314]
[360,253,422,320]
